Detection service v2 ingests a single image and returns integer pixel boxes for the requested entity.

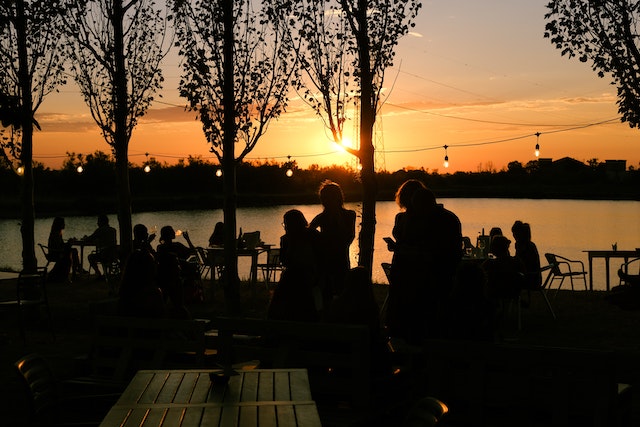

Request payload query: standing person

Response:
[84,214,118,280]
[309,180,356,306]
[385,179,428,343]
[47,217,81,282]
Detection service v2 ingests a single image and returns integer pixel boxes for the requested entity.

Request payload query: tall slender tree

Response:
[545,1,640,127]
[272,0,421,275]
[171,0,298,313]
[63,0,170,258]
[0,0,69,272]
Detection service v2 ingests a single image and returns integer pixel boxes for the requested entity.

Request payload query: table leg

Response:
[588,255,594,291]
[251,252,258,299]
[605,257,610,291]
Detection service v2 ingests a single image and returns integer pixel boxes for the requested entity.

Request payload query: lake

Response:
[1,199,639,290]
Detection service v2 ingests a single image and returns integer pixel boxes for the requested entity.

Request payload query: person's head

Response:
[51,217,65,233]
[395,179,426,210]
[159,225,175,243]
[213,222,224,235]
[133,224,149,242]
[283,209,308,235]
[490,235,511,258]
[318,180,344,210]
[511,220,532,243]
[489,227,503,238]
[97,214,109,227]
[411,186,437,214]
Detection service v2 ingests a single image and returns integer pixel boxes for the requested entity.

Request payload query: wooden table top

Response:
[99,369,322,427]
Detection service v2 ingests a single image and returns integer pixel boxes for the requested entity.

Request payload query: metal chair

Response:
[256,247,284,290]
[380,262,392,319]
[0,268,54,343]
[38,243,54,268]
[544,253,588,297]
[618,257,640,286]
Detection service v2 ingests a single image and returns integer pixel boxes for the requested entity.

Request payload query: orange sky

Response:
[32,1,640,173]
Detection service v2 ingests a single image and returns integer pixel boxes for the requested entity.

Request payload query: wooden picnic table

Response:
[99,368,322,427]
[583,249,640,291]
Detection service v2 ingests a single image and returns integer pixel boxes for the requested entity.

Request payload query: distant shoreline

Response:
[1,189,639,220]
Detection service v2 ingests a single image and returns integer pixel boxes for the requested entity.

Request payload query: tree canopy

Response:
[545,1,640,127]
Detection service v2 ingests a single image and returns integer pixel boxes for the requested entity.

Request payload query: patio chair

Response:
[38,243,54,268]
[544,253,588,297]
[14,353,118,427]
[380,262,392,319]
[618,257,640,286]
[0,268,54,344]
[256,247,284,290]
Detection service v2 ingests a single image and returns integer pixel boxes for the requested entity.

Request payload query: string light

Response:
[76,165,83,174]
[534,132,540,158]
[16,165,23,175]
[143,152,151,173]
[216,168,222,177]
[285,155,294,177]
[443,145,449,168]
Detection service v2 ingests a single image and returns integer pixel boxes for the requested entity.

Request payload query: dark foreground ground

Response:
[1,273,640,426]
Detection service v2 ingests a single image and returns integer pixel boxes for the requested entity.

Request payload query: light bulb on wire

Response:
[443,145,449,168]
[144,152,151,173]
[535,132,540,158]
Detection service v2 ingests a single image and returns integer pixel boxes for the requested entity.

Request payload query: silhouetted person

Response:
[268,209,320,321]
[446,261,494,341]
[208,221,224,247]
[47,217,81,282]
[309,180,356,301]
[386,179,428,343]
[84,214,117,279]
[489,227,503,239]
[133,223,156,255]
[117,250,165,318]
[155,226,192,318]
[511,220,542,291]
[482,235,525,299]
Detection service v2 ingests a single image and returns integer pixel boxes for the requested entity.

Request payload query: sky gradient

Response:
[33,0,640,173]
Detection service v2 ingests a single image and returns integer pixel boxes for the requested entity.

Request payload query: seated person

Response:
[47,216,81,282]
[117,250,165,318]
[208,221,224,247]
[482,235,526,299]
[156,226,194,318]
[133,223,156,255]
[83,214,118,279]
[511,220,542,290]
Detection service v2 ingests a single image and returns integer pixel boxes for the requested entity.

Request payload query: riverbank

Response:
[2,275,640,425]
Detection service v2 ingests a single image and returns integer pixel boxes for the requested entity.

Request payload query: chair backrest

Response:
[17,269,48,303]
[545,253,561,274]
[381,262,392,283]
[14,353,59,422]
[267,248,281,265]
[38,244,53,263]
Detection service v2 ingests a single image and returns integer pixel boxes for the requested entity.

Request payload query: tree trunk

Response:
[113,0,132,261]
[355,0,377,275]
[221,0,241,315]
[16,0,37,273]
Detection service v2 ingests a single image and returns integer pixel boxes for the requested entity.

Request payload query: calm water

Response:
[1,199,639,290]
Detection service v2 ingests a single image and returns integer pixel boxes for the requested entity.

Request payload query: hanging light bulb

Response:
[443,145,449,168]
[144,152,151,173]
[16,166,23,175]
[76,165,84,174]
[535,132,540,158]
[285,155,293,177]
[216,168,222,177]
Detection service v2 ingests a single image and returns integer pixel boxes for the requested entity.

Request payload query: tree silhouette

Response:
[171,0,298,312]
[0,0,69,272]
[63,0,170,258]
[273,0,422,274]
[545,1,640,127]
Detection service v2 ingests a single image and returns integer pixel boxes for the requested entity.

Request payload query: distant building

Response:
[605,160,627,181]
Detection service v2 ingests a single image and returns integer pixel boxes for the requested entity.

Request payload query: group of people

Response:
[47,214,117,283]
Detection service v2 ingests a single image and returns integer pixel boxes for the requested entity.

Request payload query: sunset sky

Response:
[33,0,640,173]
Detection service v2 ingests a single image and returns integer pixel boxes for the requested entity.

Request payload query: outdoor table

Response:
[207,245,271,298]
[99,368,321,427]
[69,239,96,272]
[582,250,640,291]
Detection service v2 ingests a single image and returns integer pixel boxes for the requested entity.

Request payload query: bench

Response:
[70,315,209,390]
[212,316,372,409]
[420,340,633,427]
